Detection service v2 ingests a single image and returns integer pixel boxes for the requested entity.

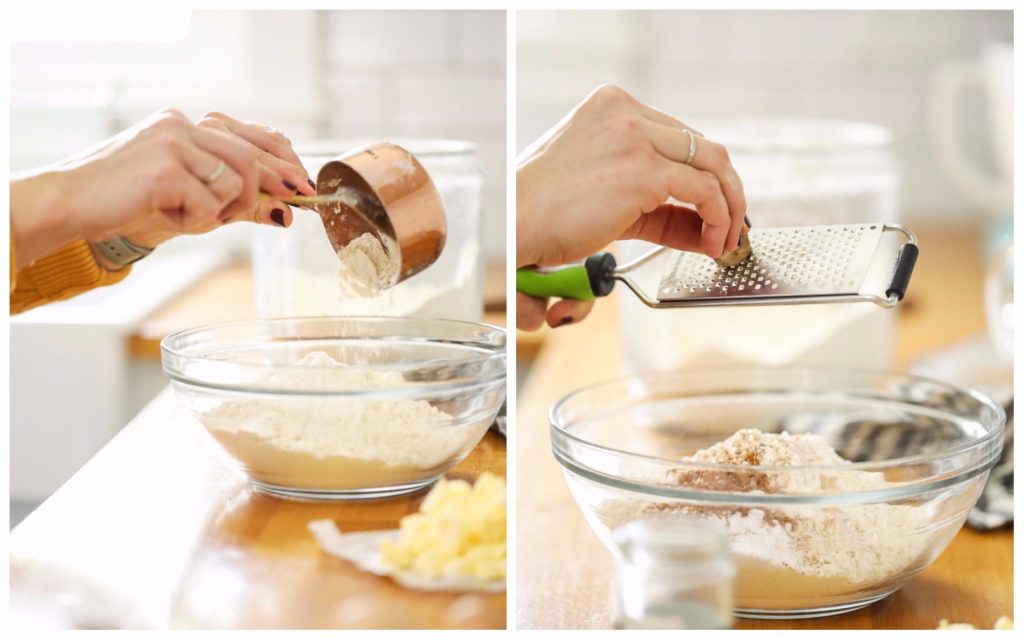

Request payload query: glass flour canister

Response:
[253,139,484,321]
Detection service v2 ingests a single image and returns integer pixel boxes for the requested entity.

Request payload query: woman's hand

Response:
[10,108,314,270]
[516,85,748,330]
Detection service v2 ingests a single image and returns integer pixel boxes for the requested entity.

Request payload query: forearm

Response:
[516,164,542,268]
[10,169,85,270]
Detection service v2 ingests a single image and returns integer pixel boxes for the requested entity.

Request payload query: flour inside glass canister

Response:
[599,429,941,610]
[198,351,479,490]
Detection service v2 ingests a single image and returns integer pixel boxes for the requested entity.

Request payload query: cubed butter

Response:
[380,473,506,582]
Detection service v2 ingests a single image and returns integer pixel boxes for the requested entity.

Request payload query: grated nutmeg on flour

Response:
[600,429,943,608]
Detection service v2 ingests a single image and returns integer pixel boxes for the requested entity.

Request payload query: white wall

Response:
[517,10,1012,225]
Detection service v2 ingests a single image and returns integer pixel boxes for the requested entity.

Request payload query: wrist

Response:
[10,169,84,269]
[515,167,542,268]
[121,228,170,251]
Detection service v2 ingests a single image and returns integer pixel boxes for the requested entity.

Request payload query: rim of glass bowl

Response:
[161,316,506,397]
[549,366,1005,504]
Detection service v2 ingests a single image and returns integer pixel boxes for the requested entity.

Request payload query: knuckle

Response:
[698,171,721,197]
[707,142,730,169]
[150,132,181,153]
[154,158,180,182]
[265,126,291,147]
[222,172,244,199]
[590,84,628,107]
[201,111,226,122]
[204,200,224,221]
[157,106,186,120]
[152,112,187,132]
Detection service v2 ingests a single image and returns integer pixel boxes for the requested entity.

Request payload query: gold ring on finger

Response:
[683,129,697,165]
[204,159,226,184]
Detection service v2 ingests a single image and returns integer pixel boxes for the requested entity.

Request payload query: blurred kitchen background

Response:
[518,11,1012,445]
[10,10,506,526]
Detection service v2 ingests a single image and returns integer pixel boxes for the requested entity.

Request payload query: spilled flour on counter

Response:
[336,232,400,297]
[199,351,480,490]
[599,429,945,610]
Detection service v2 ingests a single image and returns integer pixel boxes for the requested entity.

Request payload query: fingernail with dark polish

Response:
[283,179,298,192]
[557,316,573,327]
[270,208,286,227]
[744,215,752,229]
[307,178,317,191]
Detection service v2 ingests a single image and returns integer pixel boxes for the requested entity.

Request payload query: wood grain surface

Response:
[13,260,508,631]
[10,390,506,630]
[515,228,1013,630]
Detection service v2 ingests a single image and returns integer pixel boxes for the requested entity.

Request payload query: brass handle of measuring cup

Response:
[258,191,316,210]
[516,253,618,300]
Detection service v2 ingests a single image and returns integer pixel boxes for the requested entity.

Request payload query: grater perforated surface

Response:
[656,223,885,302]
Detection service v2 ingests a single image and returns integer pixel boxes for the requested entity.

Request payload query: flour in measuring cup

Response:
[336,232,401,297]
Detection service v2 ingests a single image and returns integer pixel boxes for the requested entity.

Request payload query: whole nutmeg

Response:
[715,233,752,268]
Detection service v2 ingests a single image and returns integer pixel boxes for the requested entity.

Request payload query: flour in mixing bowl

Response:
[199,351,481,490]
[599,429,943,610]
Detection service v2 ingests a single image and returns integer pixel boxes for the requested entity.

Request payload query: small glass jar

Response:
[612,517,735,630]
[253,139,484,321]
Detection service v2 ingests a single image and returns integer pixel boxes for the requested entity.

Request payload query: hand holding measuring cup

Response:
[9,108,314,270]
[516,85,748,330]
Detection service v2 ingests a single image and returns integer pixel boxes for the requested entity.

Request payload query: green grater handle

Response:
[516,253,618,301]
[516,265,595,300]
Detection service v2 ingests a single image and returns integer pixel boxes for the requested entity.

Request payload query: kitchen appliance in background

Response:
[617,119,901,372]
[253,140,484,321]
[929,42,1013,218]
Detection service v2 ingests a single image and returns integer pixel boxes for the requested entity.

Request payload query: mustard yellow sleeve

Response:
[10,237,132,314]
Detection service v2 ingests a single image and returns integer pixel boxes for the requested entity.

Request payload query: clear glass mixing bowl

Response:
[162,317,505,500]
[550,367,1004,619]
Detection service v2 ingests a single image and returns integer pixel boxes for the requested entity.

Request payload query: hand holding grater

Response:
[516,223,919,308]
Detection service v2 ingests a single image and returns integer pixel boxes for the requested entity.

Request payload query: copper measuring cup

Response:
[287,142,447,286]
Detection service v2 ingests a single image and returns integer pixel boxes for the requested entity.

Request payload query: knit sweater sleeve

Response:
[10,237,132,314]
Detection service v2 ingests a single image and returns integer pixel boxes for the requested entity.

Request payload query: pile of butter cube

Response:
[938,616,1013,630]
[380,473,506,582]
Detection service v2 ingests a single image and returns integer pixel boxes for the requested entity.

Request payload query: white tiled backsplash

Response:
[518,10,1012,224]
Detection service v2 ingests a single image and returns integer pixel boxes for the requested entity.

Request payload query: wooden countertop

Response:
[10,389,506,630]
[11,261,509,630]
[516,228,1013,630]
